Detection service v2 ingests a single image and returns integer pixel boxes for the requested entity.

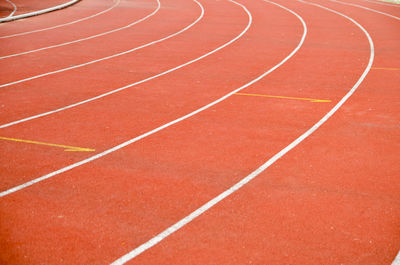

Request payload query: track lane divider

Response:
[109,0,375,262]
[0,0,120,39]
[359,0,400,7]
[0,0,201,89]
[392,251,400,265]
[0,0,162,60]
[329,0,400,20]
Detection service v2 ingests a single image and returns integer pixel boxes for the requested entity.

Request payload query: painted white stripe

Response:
[392,251,400,265]
[0,0,162,60]
[4,0,17,18]
[330,0,400,20]
[0,0,119,39]
[0,0,245,129]
[0,0,255,196]
[359,0,400,7]
[109,0,374,263]
[0,0,80,23]
[0,0,200,89]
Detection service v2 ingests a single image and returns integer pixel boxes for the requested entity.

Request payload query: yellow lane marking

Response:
[372,67,400,71]
[0,136,95,152]
[234,93,331,103]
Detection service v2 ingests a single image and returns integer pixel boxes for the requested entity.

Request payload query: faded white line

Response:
[0,0,119,39]
[4,0,17,17]
[330,0,400,20]
[0,0,200,89]
[0,0,253,196]
[393,251,400,265]
[0,0,161,59]
[110,0,374,263]
[359,0,400,7]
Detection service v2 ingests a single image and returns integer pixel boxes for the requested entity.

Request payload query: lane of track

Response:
[0,0,384,263]
[0,0,118,38]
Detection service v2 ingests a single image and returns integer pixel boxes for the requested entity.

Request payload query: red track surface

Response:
[0,0,399,264]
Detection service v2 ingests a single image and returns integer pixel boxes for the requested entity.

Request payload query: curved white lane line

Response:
[0,0,162,60]
[330,0,400,20]
[0,0,200,89]
[0,0,119,39]
[359,0,400,7]
[392,251,400,265]
[0,0,80,23]
[110,0,374,263]
[0,0,252,196]
[4,0,17,18]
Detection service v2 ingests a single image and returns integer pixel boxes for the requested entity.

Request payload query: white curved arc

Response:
[4,0,17,18]
[0,0,161,60]
[0,0,120,39]
[392,251,400,265]
[330,0,400,20]
[0,0,200,89]
[110,0,375,263]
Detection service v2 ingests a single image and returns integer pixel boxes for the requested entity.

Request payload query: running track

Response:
[0,0,399,264]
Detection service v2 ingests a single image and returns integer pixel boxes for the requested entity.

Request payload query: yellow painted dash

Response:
[234,93,331,103]
[372,67,400,71]
[0,136,95,152]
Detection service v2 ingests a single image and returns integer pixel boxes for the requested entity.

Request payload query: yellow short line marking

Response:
[0,136,95,152]
[234,92,331,103]
[372,67,400,71]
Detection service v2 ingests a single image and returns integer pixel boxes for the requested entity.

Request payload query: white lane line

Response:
[110,0,374,263]
[0,0,119,39]
[0,0,199,89]
[359,0,400,7]
[4,0,17,18]
[0,0,80,23]
[0,0,254,195]
[0,0,161,60]
[330,0,400,20]
[393,251,400,265]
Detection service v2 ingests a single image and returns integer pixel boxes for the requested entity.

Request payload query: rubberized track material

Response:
[0,0,399,264]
